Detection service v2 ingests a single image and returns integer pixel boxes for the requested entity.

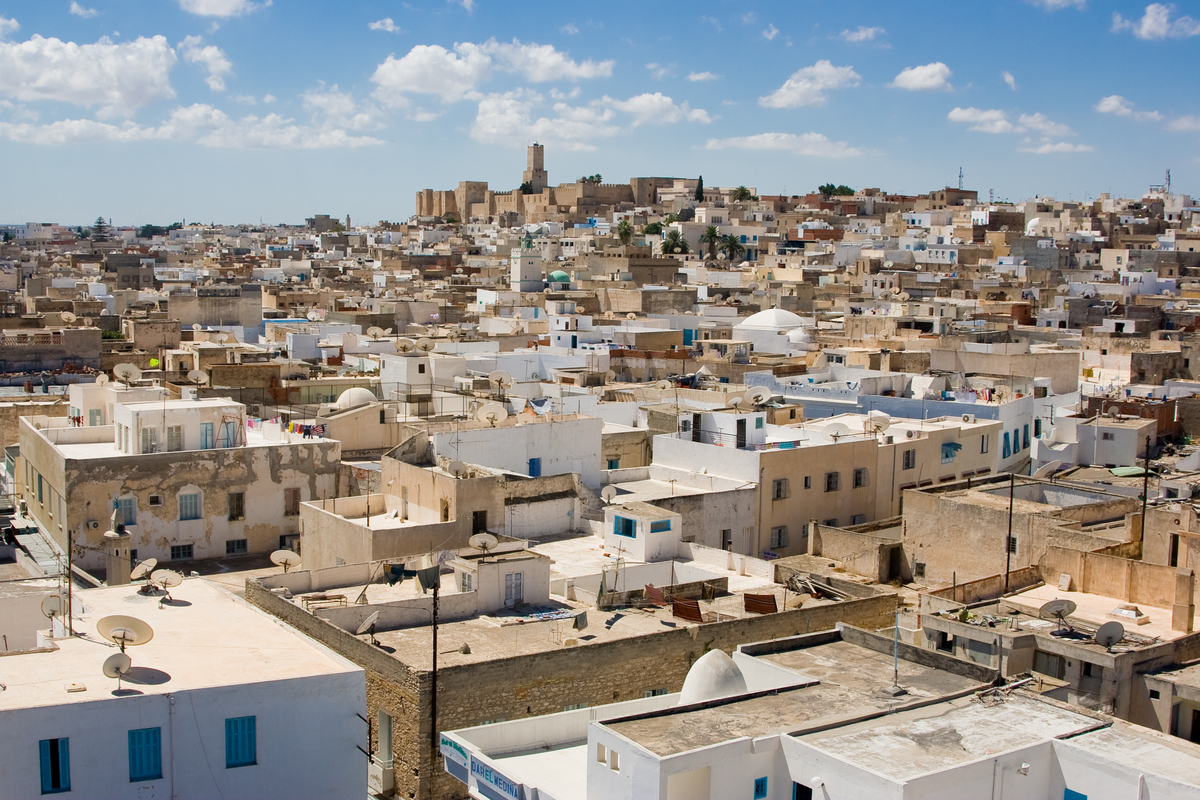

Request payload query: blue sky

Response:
[0,0,1197,226]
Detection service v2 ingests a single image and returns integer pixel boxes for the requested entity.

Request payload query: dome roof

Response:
[736,307,806,330]
[335,387,377,410]
[786,327,812,342]
[678,649,747,706]
[548,270,570,282]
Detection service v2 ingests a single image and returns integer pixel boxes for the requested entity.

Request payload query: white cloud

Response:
[561,23,579,34]
[1113,3,1200,39]
[482,39,613,81]
[602,92,710,126]
[232,94,256,104]
[840,26,884,42]
[450,0,475,12]
[179,35,232,92]
[759,60,859,108]
[177,0,267,18]
[70,3,99,18]
[741,12,757,24]
[706,131,862,158]
[262,93,275,103]
[369,18,400,33]
[550,87,581,100]
[0,17,18,38]
[0,103,381,148]
[948,107,1012,133]
[408,108,442,122]
[302,84,380,131]
[0,34,176,117]
[687,71,718,82]
[1167,115,1200,131]
[700,16,722,33]
[646,62,671,80]
[1095,94,1162,121]
[762,23,779,40]
[1017,112,1072,136]
[1027,0,1086,9]
[1003,71,1018,90]
[890,62,953,91]
[469,89,619,151]
[1018,140,1094,154]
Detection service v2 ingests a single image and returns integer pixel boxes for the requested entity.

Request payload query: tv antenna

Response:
[468,532,499,560]
[1039,599,1078,636]
[823,422,851,442]
[1095,620,1125,652]
[97,615,155,653]
[102,651,134,691]
[476,402,508,427]
[150,569,183,604]
[113,363,142,383]
[600,485,619,504]
[356,610,381,646]
[186,369,208,386]
[745,387,772,407]
[131,558,158,590]
[271,549,302,573]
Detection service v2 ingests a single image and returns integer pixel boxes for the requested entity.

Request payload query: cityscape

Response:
[4,2,1200,800]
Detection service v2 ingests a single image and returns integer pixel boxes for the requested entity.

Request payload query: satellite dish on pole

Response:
[187,369,208,386]
[1032,460,1063,479]
[746,387,772,406]
[41,595,66,620]
[271,549,301,573]
[476,402,508,426]
[1095,620,1125,651]
[113,363,142,383]
[395,338,416,353]
[102,651,134,690]
[95,373,110,386]
[356,610,381,645]
[655,380,672,390]
[823,422,851,442]
[367,326,385,340]
[468,532,499,559]
[97,615,155,652]
[865,410,892,435]
[415,337,436,352]
[447,460,466,477]
[1039,599,1078,635]
[307,310,322,322]
[601,485,619,504]
[59,311,77,324]
[130,558,158,582]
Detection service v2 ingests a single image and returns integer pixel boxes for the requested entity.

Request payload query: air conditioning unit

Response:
[87,520,100,530]
[906,430,917,439]
[961,414,976,424]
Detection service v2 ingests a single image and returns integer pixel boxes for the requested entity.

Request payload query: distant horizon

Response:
[1,1,1196,223]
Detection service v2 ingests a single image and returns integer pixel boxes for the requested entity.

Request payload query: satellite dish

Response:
[655,380,672,390]
[626,312,637,320]
[60,311,77,324]
[130,558,158,581]
[728,396,744,409]
[865,410,892,434]
[187,369,208,385]
[1056,285,1070,293]
[897,292,912,302]
[604,370,616,382]
[823,422,851,442]
[468,532,499,554]
[883,260,894,269]
[1032,460,1063,479]
[1095,620,1125,651]
[41,595,65,619]
[367,326,385,339]
[356,610,381,635]
[477,402,508,426]
[1039,599,1078,633]
[307,310,321,321]
[488,370,514,389]
[271,549,301,572]
[102,651,133,679]
[415,337,436,352]
[746,387,772,406]
[97,615,154,651]
[395,338,416,353]
[192,323,203,331]
[512,310,522,320]
[82,317,93,326]
[447,460,466,477]
[113,363,142,382]
[601,485,619,503]
[95,373,110,386]
[151,569,183,589]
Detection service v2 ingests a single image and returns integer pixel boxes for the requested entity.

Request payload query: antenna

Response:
[192,323,203,331]
[447,460,466,478]
[415,338,436,352]
[654,379,672,390]
[476,402,508,427]
[97,615,155,653]
[823,422,851,442]
[600,485,619,504]
[395,338,416,353]
[468,532,499,559]
[356,610,381,646]
[113,363,142,383]
[307,310,321,322]
[149,569,183,604]
[1039,599,1078,635]
[59,311,77,324]
[864,410,891,436]
[130,557,158,583]
[367,326,385,340]
[746,387,772,407]
[1095,620,1125,652]
[1032,460,1062,479]
[102,651,133,691]
[40,595,66,621]
[186,369,208,386]
[95,373,110,386]
[271,549,302,573]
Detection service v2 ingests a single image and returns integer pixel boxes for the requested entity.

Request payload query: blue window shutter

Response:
[226,716,256,767]
[39,740,52,793]
[129,728,161,781]
[58,739,70,792]
[1003,432,1011,458]
[528,458,541,478]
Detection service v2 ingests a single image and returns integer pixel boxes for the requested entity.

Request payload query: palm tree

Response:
[615,219,634,246]
[661,230,689,255]
[721,234,746,262]
[699,225,720,260]
[732,186,753,202]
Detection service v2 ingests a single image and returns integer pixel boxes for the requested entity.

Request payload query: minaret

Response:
[523,143,548,193]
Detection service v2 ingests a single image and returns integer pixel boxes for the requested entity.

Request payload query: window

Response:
[171,544,193,560]
[39,738,70,793]
[755,416,763,429]
[720,529,732,551]
[219,420,238,448]
[128,727,162,782]
[643,688,668,697]
[527,457,542,477]
[803,476,811,489]
[851,514,866,525]
[148,495,162,506]
[460,571,473,592]
[772,478,790,500]
[88,409,102,426]
[166,425,183,452]
[754,777,768,800]
[650,519,671,533]
[179,492,201,521]
[227,492,245,521]
[377,710,393,765]
[941,442,961,464]
[1002,432,1012,459]
[418,363,426,374]
[824,518,838,527]
[902,449,916,470]
[609,750,619,771]
[1033,650,1065,680]
[1101,432,1115,441]
[770,526,789,549]
[825,471,840,492]
[504,572,524,605]
[118,497,137,526]
[284,488,301,516]
[607,458,620,470]
[853,468,868,488]
[1064,790,1088,800]
[563,702,588,711]
[1082,662,1096,678]
[225,539,248,556]
[937,632,954,652]
[36,474,43,503]
[1150,689,1161,700]
[613,516,636,538]
[225,716,256,768]
[1007,535,1017,555]
[201,422,214,449]
[141,427,157,453]
[1023,425,1030,450]
[596,743,607,764]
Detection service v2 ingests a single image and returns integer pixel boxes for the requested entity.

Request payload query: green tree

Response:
[694,175,704,202]
[91,216,110,242]
[721,234,746,262]
[662,214,679,225]
[732,186,753,202]
[818,183,855,199]
[699,225,721,260]
[643,221,663,236]
[2,232,12,242]
[518,181,533,194]
[615,219,635,246]
[661,229,689,255]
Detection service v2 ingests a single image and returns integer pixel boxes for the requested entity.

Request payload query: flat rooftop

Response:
[1002,583,1194,645]
[0,578,358,711]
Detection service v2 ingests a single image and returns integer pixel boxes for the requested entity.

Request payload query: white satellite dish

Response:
[512,310,522,320]
[897,292,911,302]
[1095,620,1125,651]
[823,422,851,442]
[150,569,183,589]
[626,312,637,320]
[187,369,208,385]
[395,338,416,353]
[746,387,772,406]
[415,338,436,352]
[97,615,154,651]
[1039,599,1078,634]
[1056,285,1070,293]
[60,311,77,324]
[477,402,508,427]
[41,595,65,619]
[113,363,142,382]
[1032,460,1063,479]
[130,558,158,581]
[600,485,619,504]
[468,532,499,555]
[604,370,616,382]
[307,310,321,321]
[102,651,132,679]
[447,460,466,477]
[655,380,672,390]
[367,326,385,339]
[95,374,110,386]
[488,370,514,389]
[192,323,203,331]
[728,396,744,409]
[270,549,302,572]
[866,410,892,434]
[883,260,894,269]
[356,610,381,637]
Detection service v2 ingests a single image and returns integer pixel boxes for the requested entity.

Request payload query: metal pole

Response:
[893,606,900,689]
[1141,435,1151,539]
[431,575,439,752]
[1005,473,1014,595]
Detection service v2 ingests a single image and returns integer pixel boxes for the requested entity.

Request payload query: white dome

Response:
[335,387,377,410]
[786,328,812,343]
[678,649,747,706]
[736,307,807,330]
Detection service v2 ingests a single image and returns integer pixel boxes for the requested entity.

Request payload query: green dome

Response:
[548,270,570,282]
